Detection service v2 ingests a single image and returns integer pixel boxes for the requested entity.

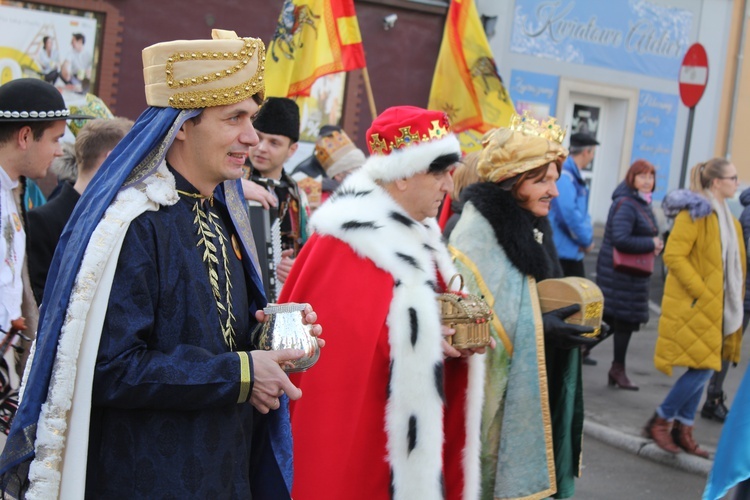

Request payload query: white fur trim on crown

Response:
[363,134,461,182]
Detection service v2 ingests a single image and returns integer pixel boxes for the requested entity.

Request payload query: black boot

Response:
[701,392,729,422]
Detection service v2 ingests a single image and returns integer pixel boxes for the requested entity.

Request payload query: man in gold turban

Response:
[0,30,322,499]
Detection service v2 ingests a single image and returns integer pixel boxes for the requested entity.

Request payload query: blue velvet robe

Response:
[84,170,282,498]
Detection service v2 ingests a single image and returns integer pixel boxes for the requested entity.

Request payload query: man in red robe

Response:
[280,106,486,500]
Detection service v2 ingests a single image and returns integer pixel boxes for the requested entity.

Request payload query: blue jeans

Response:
[657,368,714,425]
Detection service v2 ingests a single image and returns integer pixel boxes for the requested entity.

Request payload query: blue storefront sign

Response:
[509,70,560,121]
[511,0,693,80]
[631,90,679,201]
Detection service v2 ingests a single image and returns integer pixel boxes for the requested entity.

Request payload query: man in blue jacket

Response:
[549,132,599,278]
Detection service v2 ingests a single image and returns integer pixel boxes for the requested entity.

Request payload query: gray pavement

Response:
[576,438,709,499]
[579,228,750,478]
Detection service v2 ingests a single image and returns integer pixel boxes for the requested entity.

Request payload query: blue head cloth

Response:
[0,102,289,497]
[0,105,198,484]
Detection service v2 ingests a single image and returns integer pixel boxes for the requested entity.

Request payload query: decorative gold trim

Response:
[191,200,236,349]
[527,277,557,496]
[164,43,259,89]
[166,42,266,109]
[237,351,251,403]
[448,245,513,357]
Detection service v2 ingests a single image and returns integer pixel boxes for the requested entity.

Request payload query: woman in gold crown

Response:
[448,115,596,499]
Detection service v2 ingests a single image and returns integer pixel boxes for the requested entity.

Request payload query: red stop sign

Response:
[679,43,709,108]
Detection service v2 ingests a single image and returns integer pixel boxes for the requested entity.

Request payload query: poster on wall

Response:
[571,104,600,173]
[509,70,559,122]
[631,90,679,201]
[511,0,693,80]
[0,4,99,99]
[296,72,346,144]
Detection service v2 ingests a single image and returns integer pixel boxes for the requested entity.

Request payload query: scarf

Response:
[708,191,743,335]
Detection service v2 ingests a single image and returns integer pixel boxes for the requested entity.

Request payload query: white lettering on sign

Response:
[511,76,555,99]
[679,66,708,86]
[523,2,623,48]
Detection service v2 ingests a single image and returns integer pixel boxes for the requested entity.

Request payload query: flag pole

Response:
[362,67,377,120]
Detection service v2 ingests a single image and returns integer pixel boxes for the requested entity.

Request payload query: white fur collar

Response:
[311,170,457,288]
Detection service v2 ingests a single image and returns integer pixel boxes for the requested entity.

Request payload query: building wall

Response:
[716,0,750,184]
[36,0,448,150]
[481,0,735,223]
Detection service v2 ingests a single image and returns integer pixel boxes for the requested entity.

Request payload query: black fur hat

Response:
[0,78,93,122]
[253,97,300,142]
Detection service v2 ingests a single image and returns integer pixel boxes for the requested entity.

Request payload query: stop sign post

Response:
[679,43,709,188]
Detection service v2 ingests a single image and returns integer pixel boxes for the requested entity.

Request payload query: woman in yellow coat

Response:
[645,158,745,458]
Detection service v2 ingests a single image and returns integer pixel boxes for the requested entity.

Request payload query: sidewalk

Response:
[579,231,750,477]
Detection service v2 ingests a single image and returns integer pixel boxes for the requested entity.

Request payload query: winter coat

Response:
[549,156,593,260]
[595,182,658,325]
[655,190,745,376]
[739,187,750,312]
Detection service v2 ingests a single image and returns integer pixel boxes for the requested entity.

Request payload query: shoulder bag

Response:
[611,198,657,277]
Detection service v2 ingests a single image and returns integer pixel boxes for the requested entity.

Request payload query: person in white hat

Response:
[0,31,322,499]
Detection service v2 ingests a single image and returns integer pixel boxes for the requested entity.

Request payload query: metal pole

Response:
[679,106,696,189]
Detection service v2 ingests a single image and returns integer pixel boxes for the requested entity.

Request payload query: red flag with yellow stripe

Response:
[428,0,514,152]
[266,0,366,98]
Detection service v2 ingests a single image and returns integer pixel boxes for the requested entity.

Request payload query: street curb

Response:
[583,419,713,477]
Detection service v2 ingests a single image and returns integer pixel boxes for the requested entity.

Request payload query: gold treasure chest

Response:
[536,277,604,338]
[438,275,493,349]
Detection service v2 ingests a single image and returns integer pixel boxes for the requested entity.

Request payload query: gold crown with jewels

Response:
[509,111,566,145]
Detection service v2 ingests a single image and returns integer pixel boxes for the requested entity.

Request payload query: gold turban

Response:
[477,114,568,184]
[142,29,265,109]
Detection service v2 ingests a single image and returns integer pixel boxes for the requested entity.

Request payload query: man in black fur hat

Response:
[0,78,91,440]
[247,97,309,294]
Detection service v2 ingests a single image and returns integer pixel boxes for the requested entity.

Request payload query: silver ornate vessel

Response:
[254,303,320,373]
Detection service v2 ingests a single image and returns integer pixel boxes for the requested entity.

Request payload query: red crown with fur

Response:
[363,106,460,182]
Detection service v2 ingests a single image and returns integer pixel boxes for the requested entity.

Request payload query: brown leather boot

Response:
[643,413,681,454]
[608,362,639,390]
[671,421,710,458]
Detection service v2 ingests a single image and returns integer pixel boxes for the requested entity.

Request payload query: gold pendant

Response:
[231,234,242,260]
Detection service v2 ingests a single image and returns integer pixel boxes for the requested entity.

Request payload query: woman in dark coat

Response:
[595,159,664,390]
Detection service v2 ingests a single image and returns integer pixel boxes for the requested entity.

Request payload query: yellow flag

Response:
[266,0,366,98]
[428,0,515,153]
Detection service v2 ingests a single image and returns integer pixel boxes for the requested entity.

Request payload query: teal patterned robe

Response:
[449,184,583,500]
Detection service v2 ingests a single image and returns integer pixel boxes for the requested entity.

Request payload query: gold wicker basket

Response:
[537,277,604,338]
[438,274,493,349]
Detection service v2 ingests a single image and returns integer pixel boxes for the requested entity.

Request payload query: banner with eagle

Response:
[265,0,366,98]
[428,0,515,153]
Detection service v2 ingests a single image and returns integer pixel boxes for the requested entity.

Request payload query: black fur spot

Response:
[440,474,446,499]
[390,211,415,227]
[396,252,422,271]
[394,279,402,287]
[341,220,380,230]
[335,188,373,199]
[426,280,438,292]
[386,360,394,399]
[434,362,445,402]
[407,415,417,453]
[389,469,395,499]
[423,243,437,253]
[409,308,419,347]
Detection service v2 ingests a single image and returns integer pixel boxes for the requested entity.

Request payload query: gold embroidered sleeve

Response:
[237,351,253,403]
